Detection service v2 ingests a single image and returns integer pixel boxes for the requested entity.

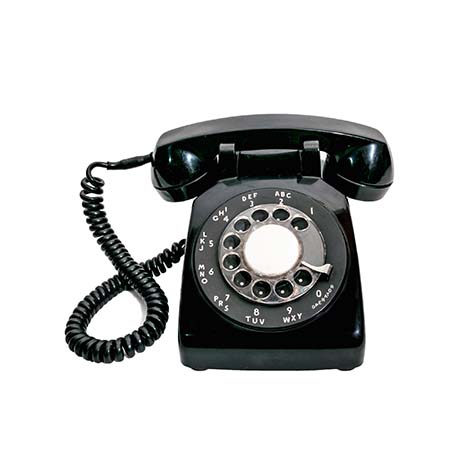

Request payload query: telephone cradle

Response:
[65,115,393,370]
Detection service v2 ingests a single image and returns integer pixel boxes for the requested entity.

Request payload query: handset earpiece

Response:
[322,136,393,201]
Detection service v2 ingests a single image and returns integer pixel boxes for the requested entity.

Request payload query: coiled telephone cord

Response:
[65,154,185,363]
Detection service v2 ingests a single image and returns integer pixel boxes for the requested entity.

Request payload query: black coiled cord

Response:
[65,154,185,363]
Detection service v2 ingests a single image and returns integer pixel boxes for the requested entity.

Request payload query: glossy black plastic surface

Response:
[152,114,393,202]
[178,177,364,371]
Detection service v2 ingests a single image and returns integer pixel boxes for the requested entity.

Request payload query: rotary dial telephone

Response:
[66,114,393,370]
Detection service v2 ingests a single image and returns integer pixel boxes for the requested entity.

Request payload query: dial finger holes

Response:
[293,269,313,286]
[252,281,271,299]
[223,254,240,271]
[234,218,251,232]
[223,234,240,249]
[234,270,252,287]
[273,208,290,221]
[218,202,327,306]
[291,217,308,231]
[252,209,269,222]
[275,280,293,298]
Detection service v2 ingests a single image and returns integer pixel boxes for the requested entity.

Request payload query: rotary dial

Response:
[218,204,332,305]
[193,187,347,329]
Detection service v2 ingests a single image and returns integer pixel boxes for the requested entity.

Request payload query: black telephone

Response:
[66,115,393,370]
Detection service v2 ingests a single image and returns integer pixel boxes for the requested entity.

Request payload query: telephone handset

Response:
[66,115,393,370]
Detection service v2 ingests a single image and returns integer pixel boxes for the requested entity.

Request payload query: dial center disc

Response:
[243,224,301,277]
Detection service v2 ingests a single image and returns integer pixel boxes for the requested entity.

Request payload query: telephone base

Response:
[179,178,365,372]
[180,345,364,372]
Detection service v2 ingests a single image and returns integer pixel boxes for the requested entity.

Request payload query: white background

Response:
[1,1,469,469]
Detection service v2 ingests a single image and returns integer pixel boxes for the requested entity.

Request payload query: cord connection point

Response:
[107,154,152,170]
